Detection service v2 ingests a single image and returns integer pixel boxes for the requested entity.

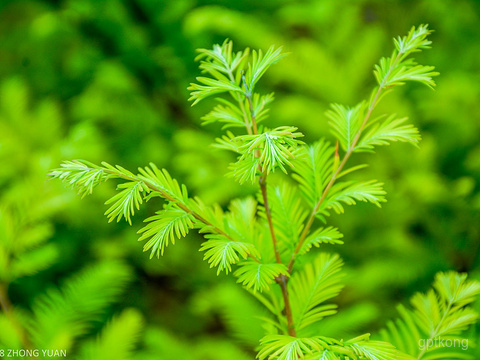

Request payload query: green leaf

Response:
[290,253,344,333]
[138,206,195,258]
[49,160,110,198]
[291,140,335,208]
[236,126,303,181]
[188,77,244,106]
[376,59,438,89]
[202,101,246,129]
[356,115,421,152]
[250,92,275,124]
[225,197,259,244]
[300,227,344,255]
[318,180,386,218]
[258,335,325,360]
[326,102,366,151]
[104,181,149,225]
[262,184,308,253]
[137,163,189,205]
[229,152,262,184]
[394,24,433,56]
[374,25,439,90]
[235,261,288,293]
[196,39,249,78]
[245,45,286,91]
[200,238,259,275]
[343,338,403,360]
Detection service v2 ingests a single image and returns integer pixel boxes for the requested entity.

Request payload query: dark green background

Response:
[1,0,479,358]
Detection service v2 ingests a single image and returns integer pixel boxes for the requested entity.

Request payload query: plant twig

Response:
[242,84,296,336]
[99,167,261,263]
[287,50,404,273]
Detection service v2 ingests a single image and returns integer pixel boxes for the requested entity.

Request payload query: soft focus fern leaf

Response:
[379,272,480,360]
[79,308,143,360]
[26,261,133,351]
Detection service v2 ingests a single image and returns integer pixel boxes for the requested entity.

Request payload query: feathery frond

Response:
[289,253,344,333]
[104,181,149,225]
[374,25,439,90]
[379,272,480,359]
[299,227,344,255]
[235,261,288,292]
[236,126,303,178]
[202,100,246,129]
[356,115,421,152]
[318,180,386,219]
[200,238,259,274]
[26,262,133,350]
[258,335,325,360]
[245,45,286,91]
[48,160,110,198]
[137,163,189,205]
[327,102,366,152]
[138,206,195,258]
[262,184,308,253]
[188,77,244,106]
[291,141,335,208]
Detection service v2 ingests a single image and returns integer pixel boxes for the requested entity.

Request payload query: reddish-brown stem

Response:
[242,87,296,336]
[260,177,282,264]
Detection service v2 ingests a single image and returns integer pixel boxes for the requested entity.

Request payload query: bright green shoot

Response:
[50,25,480,360]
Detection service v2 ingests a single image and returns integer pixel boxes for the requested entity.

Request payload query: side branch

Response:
[287,57,400,273]
[76,165,261,263]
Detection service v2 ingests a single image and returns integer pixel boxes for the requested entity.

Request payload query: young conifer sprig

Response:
[47,26,478,360]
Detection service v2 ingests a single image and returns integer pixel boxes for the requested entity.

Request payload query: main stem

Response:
[243,87,296,336]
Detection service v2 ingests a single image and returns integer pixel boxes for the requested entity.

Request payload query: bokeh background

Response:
[1,0,479,358]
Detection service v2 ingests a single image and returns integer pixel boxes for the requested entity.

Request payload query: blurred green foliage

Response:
[0,0,479,358]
